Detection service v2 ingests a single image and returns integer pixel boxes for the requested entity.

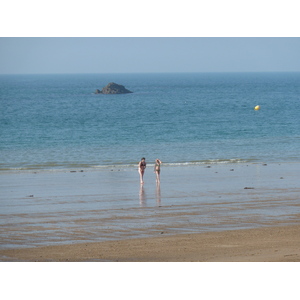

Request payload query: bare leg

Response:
[139,170,144,184]
[155,171,160,184]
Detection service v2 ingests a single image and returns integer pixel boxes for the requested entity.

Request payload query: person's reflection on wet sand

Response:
[139,185,147,207]
[156,182,161,206]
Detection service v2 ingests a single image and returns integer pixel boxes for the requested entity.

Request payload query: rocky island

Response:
[95,82,133,94]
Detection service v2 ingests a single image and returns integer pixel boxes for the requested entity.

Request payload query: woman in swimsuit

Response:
[138,157,146,184]
[154,158,162,184]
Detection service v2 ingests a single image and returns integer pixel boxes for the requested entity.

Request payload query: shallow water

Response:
[1,163,299,249]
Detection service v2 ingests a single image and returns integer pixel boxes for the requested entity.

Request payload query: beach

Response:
[1,162,299,262]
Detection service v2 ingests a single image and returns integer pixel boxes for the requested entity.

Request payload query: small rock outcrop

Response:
[95,82,133,94]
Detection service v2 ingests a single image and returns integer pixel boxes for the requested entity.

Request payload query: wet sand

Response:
[1,224,299,262]
[1,163,300,261]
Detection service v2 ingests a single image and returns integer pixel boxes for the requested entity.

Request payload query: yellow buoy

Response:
[254,105,260,111]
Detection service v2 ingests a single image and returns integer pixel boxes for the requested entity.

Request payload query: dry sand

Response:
[1,224,299,262]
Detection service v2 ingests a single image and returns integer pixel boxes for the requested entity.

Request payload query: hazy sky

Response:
[1,37,300,74]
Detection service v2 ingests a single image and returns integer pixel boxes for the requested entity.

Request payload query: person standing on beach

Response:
[154,158,162,184]
[138,157,146,184]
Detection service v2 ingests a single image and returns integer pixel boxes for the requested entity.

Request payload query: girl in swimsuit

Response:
[138,157,146,184]
[154,158,162,184]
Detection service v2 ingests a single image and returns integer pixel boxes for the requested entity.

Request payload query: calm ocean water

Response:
[1,72,300,172]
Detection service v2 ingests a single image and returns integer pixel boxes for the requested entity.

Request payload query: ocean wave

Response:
[0,158,256,173]
[159,158,258,168]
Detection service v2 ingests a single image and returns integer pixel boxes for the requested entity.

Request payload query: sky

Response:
[1,37,300,74]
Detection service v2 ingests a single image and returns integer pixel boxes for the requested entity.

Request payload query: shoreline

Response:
[1,160,299,173]
[1,224,299,262]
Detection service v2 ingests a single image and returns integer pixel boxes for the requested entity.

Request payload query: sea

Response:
[1,72,300,172]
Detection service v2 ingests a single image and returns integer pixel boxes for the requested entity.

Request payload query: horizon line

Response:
[1,71,300,76]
